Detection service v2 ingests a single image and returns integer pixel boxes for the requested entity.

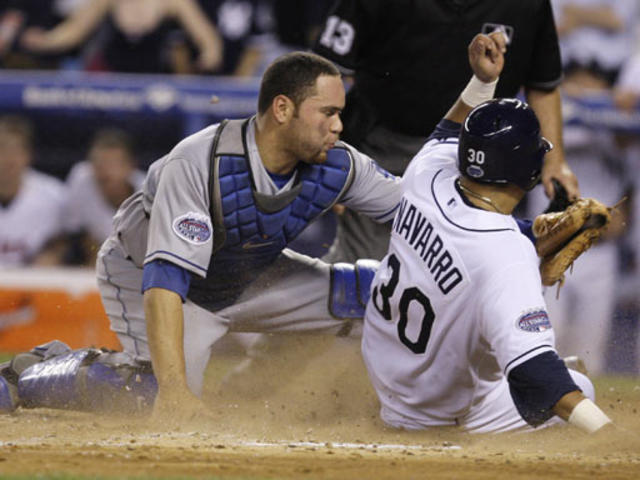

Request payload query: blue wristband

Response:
[142,259,192,301]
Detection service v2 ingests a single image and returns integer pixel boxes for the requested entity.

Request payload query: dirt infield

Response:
[1,336,639,479]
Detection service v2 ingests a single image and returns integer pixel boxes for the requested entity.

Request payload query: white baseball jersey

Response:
[362,136,555,429]
[63,161,145,244]
[0,169,66,267]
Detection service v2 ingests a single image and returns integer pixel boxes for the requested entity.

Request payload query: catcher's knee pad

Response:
[18,349,157,413]
[329,259,379,319]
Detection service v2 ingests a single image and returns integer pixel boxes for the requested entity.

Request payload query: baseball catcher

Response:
[533,182,615,287]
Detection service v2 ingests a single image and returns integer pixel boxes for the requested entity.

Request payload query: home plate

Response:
[244,440,462,451]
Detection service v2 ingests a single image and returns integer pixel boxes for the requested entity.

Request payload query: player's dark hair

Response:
[0,114,34,149]
[89,128,136,161]
[258,51,341,115]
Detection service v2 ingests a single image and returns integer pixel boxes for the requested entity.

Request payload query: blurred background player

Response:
[63,128,145,265]
[314,0,579,263]
[523,0,638,376]
[0,115,66,267]
[553,0,638,86]
[526,67,627,376]
[363,33,611,434]
[611,42,640,375]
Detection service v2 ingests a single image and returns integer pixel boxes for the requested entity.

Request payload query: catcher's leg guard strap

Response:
[18,349,157,412]
[329,259,379,319]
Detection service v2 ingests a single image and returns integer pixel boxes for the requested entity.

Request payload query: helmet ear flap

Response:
[520,136,552,191]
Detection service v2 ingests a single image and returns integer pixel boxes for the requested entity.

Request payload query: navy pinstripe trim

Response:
[504,344,554,374]
[145,250,207,273]
[374,203,400,221]
[431,169,514,233]
[102,248,140,356]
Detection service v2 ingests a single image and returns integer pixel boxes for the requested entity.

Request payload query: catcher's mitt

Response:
[532,197,612,287]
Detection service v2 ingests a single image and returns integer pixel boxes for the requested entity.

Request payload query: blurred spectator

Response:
[252,0,334,75]
[271,0,333,50]
[197,0,266,76]
[199,0,335,77]
[314,0,578,263]
[553,0,638,85]
[63,128,144,265]
[613,52,640,374]
[613,53,640,112]
[0,115,66,267]
[0,0,90,69]
[18,0,223,74]
[527,67,627,375]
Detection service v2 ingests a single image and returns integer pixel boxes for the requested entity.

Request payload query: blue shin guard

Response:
[0,375,17,413]
[18,349,91,409]
[18,349,157,412]
[0,340,69,413]
[329,259,379,319]
[83,356,157,412]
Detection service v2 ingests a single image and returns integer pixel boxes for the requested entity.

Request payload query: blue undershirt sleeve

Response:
[507,351,580,427]
[142,259,192,302]
[427,119,462,141]
[515,218,535,244]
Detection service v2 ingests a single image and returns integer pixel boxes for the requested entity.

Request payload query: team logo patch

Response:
[172,212,212,245]
[466,165,484,178]
[517,309,552,333]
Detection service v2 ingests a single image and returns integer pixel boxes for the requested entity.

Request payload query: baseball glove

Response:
[532,197,611,287]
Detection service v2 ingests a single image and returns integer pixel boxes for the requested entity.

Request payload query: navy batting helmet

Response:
[458,98,552,191]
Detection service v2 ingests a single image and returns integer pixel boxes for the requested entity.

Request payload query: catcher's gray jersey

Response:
[114,117,400,282]
[97,117,401,393]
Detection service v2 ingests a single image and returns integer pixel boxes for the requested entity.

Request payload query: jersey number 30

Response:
[371,254,435,354]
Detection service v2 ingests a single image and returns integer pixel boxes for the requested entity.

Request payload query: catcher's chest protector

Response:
[187,119,354,311]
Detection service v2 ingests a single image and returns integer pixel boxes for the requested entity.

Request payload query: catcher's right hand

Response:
[532,197,612,287]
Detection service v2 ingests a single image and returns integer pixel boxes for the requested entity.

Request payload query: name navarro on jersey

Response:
[392,198,463,295]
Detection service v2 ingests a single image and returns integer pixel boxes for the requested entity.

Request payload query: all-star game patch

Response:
[172,212,212,245]
[516,309,552,333]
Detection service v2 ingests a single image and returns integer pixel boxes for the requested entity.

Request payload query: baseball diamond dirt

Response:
[1,336,639,479]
